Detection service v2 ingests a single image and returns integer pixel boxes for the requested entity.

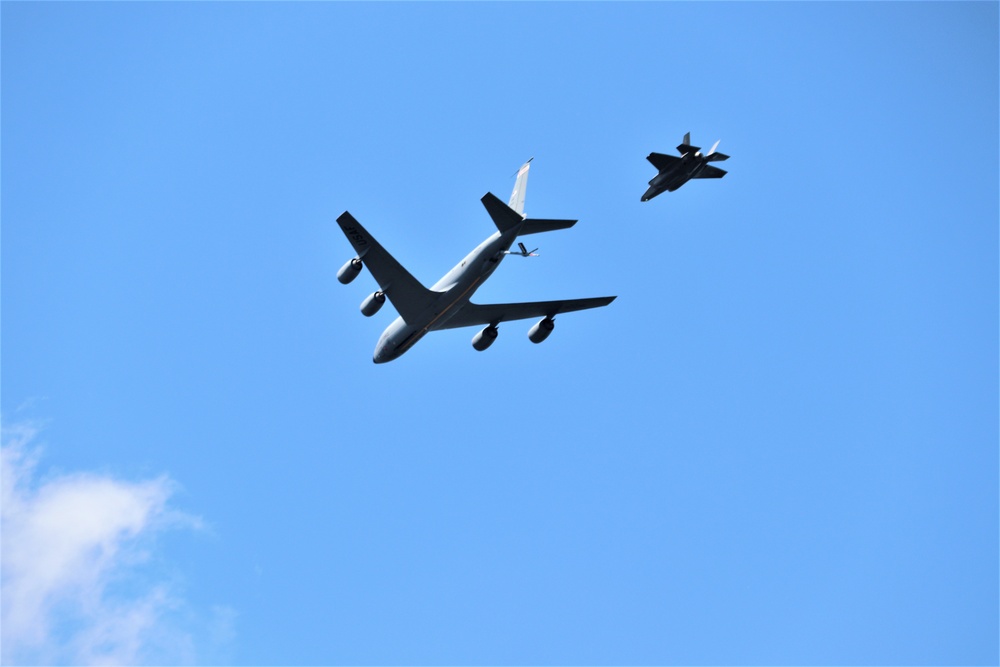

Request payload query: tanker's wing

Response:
[433,296,616,331]
[335,211,436,323]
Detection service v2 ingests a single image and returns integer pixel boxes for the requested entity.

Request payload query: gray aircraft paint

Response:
[335,161,615,363]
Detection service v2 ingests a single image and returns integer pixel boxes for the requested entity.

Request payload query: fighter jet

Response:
[641,132,729,201]
[335,160,616,363]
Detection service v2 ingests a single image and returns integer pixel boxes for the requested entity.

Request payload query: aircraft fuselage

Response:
[374,228,519,363]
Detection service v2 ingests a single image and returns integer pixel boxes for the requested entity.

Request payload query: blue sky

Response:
[2,2,997,665]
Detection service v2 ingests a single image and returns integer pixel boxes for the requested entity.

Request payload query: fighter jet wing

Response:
[694,165,727,179]
[646,152,682,172]
[434,296,616,330]
[336,211,436,324]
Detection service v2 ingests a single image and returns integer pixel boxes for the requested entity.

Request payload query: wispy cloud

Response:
[1,422,234,665]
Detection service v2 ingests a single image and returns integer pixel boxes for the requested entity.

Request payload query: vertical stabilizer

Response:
[677,132,700,156]
[705,139,729,162]
[508,158,533,218]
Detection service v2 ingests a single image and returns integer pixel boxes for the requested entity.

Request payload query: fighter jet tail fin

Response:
[677,131,700,155]
[705,139,729,162]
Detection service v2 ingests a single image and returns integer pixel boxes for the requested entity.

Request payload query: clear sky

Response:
[2,2,997,665]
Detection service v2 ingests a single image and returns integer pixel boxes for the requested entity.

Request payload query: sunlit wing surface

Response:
[435,296,617,330]
[519,218,577,235]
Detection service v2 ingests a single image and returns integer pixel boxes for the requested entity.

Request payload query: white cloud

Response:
[1,422,232,665]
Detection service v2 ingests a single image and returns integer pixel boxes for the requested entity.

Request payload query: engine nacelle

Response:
[337,257,363,284]
[527,317,555,344]
[471,325,499,351]
[360,291,385,317]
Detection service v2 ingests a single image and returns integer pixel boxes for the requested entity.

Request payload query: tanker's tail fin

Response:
[508,157,532,217]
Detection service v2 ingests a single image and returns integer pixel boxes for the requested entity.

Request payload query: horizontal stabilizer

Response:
[647,152,681,172]
[518,218,577,235]
[706,151,729,162]
[695,165,727,179]
[482,192,524,234]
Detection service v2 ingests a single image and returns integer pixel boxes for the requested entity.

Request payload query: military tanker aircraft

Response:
[335,160,616,363]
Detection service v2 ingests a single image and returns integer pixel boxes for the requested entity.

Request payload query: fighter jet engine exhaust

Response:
[472,325,499,351]
[338,257,363,284]
[360,291,385,317]
[527,317,555,343]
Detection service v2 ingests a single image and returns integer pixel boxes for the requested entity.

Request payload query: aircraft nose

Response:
[373,345,393,364]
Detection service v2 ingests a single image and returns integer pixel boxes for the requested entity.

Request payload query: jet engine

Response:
[527,317,555,344]
[360,291,385,317]
[337,257,363,284]
[471,325,499,351]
